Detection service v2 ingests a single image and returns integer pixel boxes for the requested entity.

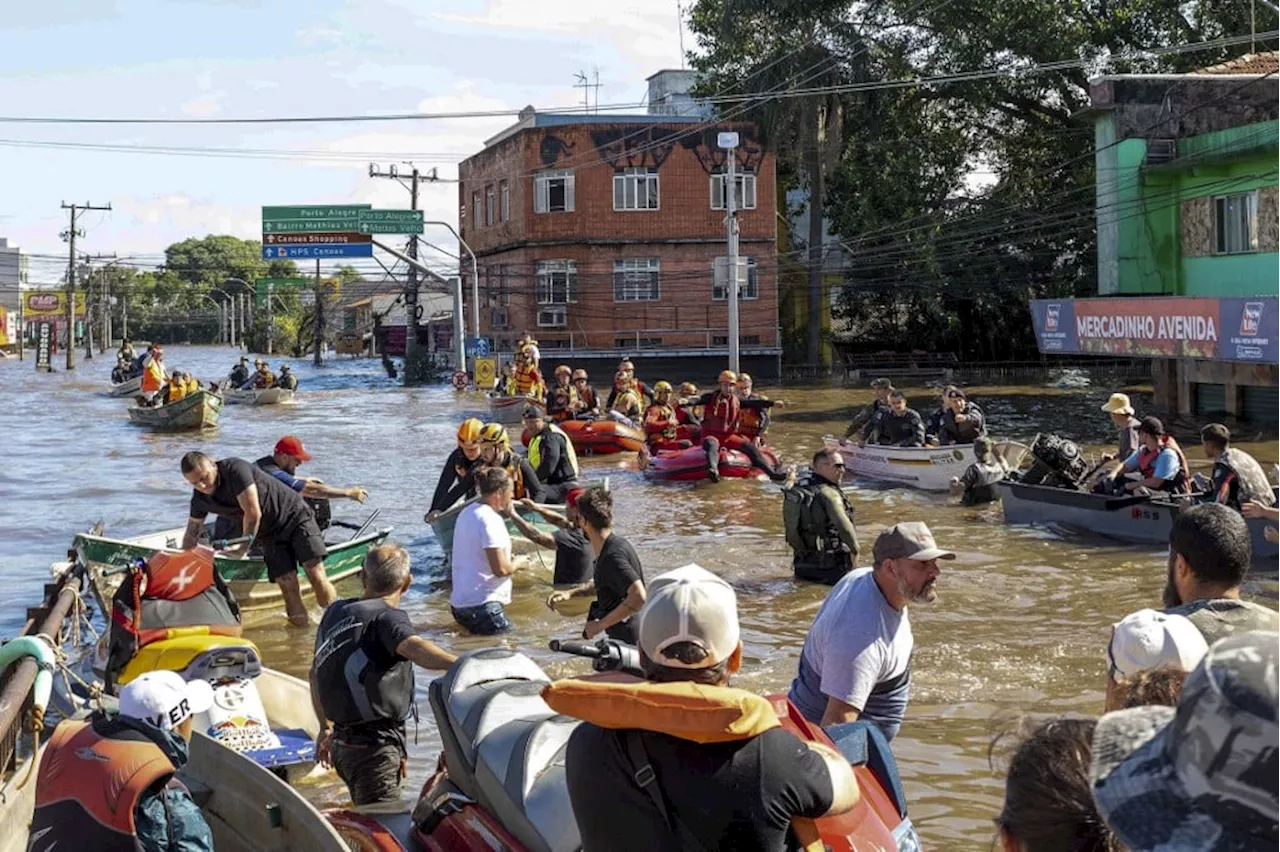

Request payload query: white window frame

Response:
[472,191,482,227]
[1214,191,1258,254]
[535,259,577,305]
[613,258,661,302]
[500,180,510,221]
[613,167,660,211]
[712,256,759,300]
[710,170,757,210]
[485,185,495,226]
[534,169,575,213]
[537,305,568,328]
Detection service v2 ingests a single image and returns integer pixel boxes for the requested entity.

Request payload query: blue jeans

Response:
[451,601,512,635]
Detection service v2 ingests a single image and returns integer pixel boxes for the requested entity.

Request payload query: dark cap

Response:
[1200,423,1231,446]
[873,522,956,563]
[522,405,543,420]
[870,377,893,389]
[1138,416,1165,437]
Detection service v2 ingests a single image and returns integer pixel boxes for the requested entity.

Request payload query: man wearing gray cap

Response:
[843,377,894,440]
[788,522,954,740]
[1090,631,1278,851]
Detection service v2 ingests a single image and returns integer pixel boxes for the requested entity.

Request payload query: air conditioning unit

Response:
[537,306,567,328]
[1146,138,1177,165]
[491,308,509,329]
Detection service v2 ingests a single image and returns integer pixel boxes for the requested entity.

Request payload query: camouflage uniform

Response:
[1209,447,1277,511]
[1090,632,1279,851]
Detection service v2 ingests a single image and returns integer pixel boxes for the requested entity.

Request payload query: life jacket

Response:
[543,678,822,852]
[783,476,854,558]
[185,378,200,396]
[1136,436,1190,494]
[702,391,740,438]
[254,370,276,389]
[312,598,414,729]
[167,382,187,403]
[578,385,599,413]
[643,403,679,439]
[528,423,579,483]
[547,384,577,421]
[141,356,166,393]
[29,716,179,851]
[498,450,529,500]
[613,390,643,421]
[514,365,544,399]
[739,395,770,440]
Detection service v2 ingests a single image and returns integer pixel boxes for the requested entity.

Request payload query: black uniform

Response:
[928,403,985,445]
[430,447,482,514]
[867,409,926,447]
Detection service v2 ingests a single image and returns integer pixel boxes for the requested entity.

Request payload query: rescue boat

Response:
[643,444,781,482]
[522,418,646,455]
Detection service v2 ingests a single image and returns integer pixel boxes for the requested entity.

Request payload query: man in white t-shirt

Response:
[450,466,519,634]
[788,521,955,740]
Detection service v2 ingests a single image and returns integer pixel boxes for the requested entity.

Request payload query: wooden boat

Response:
[108,374,142,396]
[74,524,392,614]
[488,394,544,424]
[824,437,976,491]
[225,386,295,405]
[1,728,347,852]
[128,389,223,431]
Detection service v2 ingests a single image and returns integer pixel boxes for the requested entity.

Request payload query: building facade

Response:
[0,237,29,312]
[457,72,781,380]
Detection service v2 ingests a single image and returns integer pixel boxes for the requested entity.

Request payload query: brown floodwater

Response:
[2,346,1275,848]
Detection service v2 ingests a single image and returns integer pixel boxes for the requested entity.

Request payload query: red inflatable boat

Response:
[521,418,646,455]
[643,444,781,482]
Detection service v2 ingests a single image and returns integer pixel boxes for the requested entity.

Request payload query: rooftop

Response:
[482,109,705,149]
[1194,51,1279,76]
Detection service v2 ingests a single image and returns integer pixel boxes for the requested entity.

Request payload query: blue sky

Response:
[1,0,687,281]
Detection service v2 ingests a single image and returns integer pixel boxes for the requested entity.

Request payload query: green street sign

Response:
[262,204,371,234]
[357,209,424,234]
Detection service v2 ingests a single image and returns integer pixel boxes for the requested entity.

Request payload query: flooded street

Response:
[2,345,1275,848]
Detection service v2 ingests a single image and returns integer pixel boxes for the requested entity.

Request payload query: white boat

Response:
[108,374,142,396]
[488,394,543,424]
[824,437,977,491]
[225,386,295,405]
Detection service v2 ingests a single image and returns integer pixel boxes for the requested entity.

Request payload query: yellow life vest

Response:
[167,382,186,403]
[528,423,579,478]
[185,378,200,396]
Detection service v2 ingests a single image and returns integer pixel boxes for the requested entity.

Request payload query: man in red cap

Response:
[507,488,594,587]
[259,436,370,506]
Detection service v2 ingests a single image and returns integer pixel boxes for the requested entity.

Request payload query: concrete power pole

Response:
[60,201,111,370]
[313,259,323,366]
[369,162,437,383]
[718,133,741,374]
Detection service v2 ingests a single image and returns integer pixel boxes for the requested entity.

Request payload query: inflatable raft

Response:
[643,444,781,482]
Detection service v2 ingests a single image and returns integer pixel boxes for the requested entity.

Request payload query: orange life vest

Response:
[141,357,166,393]
[702,391,741,439]
[643,403,679,439]
[499,450,528,500]
[514,365,544,399]
[30,717,178,850]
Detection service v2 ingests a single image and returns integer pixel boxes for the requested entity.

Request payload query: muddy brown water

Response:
[2,346,1275,848]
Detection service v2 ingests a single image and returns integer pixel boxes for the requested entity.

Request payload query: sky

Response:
[0,0,689,283]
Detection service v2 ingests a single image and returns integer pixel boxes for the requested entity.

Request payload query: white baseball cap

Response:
[638,564,740,670]
[118,670,215,731]
[1107,609,1209,681]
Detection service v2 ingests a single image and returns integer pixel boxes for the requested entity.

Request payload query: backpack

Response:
[782,481,823,553]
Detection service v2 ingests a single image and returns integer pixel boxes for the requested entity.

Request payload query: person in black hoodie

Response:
[425,418,486,522]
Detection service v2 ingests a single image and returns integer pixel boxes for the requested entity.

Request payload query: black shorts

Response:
[331,732,406,806]
[261,519,327,581]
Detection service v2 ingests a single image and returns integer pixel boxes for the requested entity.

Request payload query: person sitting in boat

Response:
[498,360,517,395]
[517,332,541,370]
[607,358,651,410]
[258,435,369,509]
[863,391,925,448]
[569,368,600,418]
[509,488,595,586]
[140,345,167,406]
[475,422,543,502]
[425,418,486,522]
[784,447,860,585]
[523,406,580,504]
[949,436,1007,505]
[164,371,188,404]
[609,375,644,427]
[29,670,216,852]
[844,377,894,439]
[559,565,859,852]
[512,347,545,399]
[1099,392,1141,462]
[697,370,791,483]
[184,372,200,397]
[1198,423,1276,511]
[118,337,136,365]
[927,387,984,446]
[228,355,250,389]
[251,359,276,389]
[642,381,690,451]
[276,363,298,391]
[112,355,130,384]
[545,364,580,421]
[677,381,703,421]
[311,544,457,807]
[1111,416,1190,495]
[736,372,778,443]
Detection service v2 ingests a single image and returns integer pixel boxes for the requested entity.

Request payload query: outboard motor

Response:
[305,496,332,531]
[1020,433,1090,489]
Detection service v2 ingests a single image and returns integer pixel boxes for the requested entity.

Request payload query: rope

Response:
[14,706,43,790]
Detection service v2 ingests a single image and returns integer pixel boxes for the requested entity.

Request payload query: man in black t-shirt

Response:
[181,451,329,626]
[565,565,859,852]
[506,489,594,587]
[309,544,456,805]
[541,487,645,643]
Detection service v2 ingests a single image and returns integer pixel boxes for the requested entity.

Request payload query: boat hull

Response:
[226,387,295,405]
[522,418,646,455]
[430,500,561,556]
[644,445,778,482]
[127,389,223,431]
[825,437,974,491]
[108,375,143,397]
[488,395,543,424]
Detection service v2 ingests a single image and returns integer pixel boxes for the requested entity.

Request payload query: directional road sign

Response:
[357,209,424,235]
[263,232,372,245]
[261,205,371,234]
[261,244,373,260]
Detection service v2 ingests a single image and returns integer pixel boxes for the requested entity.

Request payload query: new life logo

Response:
[1044,304,1061,332]
[1240,302,1264,336]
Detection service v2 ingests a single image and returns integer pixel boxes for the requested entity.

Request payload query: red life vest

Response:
[701,391,740,439]
[1136,436,1191,493]
[643,403,679,439]
[30,718,178,851]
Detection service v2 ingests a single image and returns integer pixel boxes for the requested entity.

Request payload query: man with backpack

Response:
[783,448,860,585]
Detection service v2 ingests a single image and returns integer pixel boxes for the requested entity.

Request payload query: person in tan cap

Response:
[788,521,954,739]
[1099,392,1141,462]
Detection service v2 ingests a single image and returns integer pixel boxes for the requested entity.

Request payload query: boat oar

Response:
[345,509,382,542]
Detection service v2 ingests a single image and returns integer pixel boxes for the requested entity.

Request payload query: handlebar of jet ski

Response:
[550,638,644,677]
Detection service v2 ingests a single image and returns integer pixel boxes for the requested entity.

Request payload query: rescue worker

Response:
[1114,416,1190,495]
[523,406,580,503]
[310,544,456,806]
[784,447,860,584]
[28,670,216,851]
[228,355,250,389]
[845,378,894,439]
[698,370,790,482]
[512,346,545,399]
[140,345,167,405]
[545,364,580,421]
[476,422,543,502]
[736,372,777,443]
[276,363,298,391]
[571,368,600,417]
[641,381,689,450]
[677,381,703,421]
[1199,423,1277,511]
[606,359,651,409]
[950,436,1007,505]
[609,373,644,426]
[425,418,485,522]
[863,391,925,447]
[927,387,985,446]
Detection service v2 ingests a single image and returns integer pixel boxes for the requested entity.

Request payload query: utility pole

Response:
[82,253,116,356]
[267,282,275,355]
[369,162,437,382]
[718,133,741,374]
[60,201,111,370]
[313,259,323,366]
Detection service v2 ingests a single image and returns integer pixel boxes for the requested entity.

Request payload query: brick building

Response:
[457,71,781,380]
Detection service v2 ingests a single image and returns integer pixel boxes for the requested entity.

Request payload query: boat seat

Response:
[119,635,261,685]
[430,649,552,803]
[474,714,582,852]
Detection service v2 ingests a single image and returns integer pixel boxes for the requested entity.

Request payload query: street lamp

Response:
[210,286,234,345]
[195,294,225,345]
[718,131,741,375]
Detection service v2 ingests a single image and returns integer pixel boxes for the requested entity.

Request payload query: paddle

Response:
[342,509,382,542]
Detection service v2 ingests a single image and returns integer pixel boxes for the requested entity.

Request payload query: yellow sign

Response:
[474,357,497,390]
[24,292,86,318]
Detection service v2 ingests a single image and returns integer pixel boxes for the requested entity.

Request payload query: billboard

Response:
[24,291,86,318]
[1029,297,1278,364]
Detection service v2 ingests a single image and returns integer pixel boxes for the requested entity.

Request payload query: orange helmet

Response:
[736,372,753,386]
[719,370,737,384]
[555,364,572,376]
[572,368,588,381]
[457,418,483,444]
[679,382,698,396]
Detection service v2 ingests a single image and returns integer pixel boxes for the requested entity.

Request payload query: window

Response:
[616,337,663,348]
[485,185,495,226]
[472,192,482,227]
[710,170,757,210]
[537,305,567,328]
[712,256,759,300]
[500,180,510,221]
[1214,192,1258,254]
[491,308,510,329]
[534,169,575,213]
[613,258,661,301]
[536,260,577,304]
[713,334,761,346]
[613,167,660,211]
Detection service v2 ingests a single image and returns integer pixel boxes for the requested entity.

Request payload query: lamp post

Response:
[225,277,253,348]
[718,131,741,374]
[424,221,479,374]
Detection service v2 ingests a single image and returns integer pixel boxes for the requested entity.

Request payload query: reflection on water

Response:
[2,347,1275,847]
